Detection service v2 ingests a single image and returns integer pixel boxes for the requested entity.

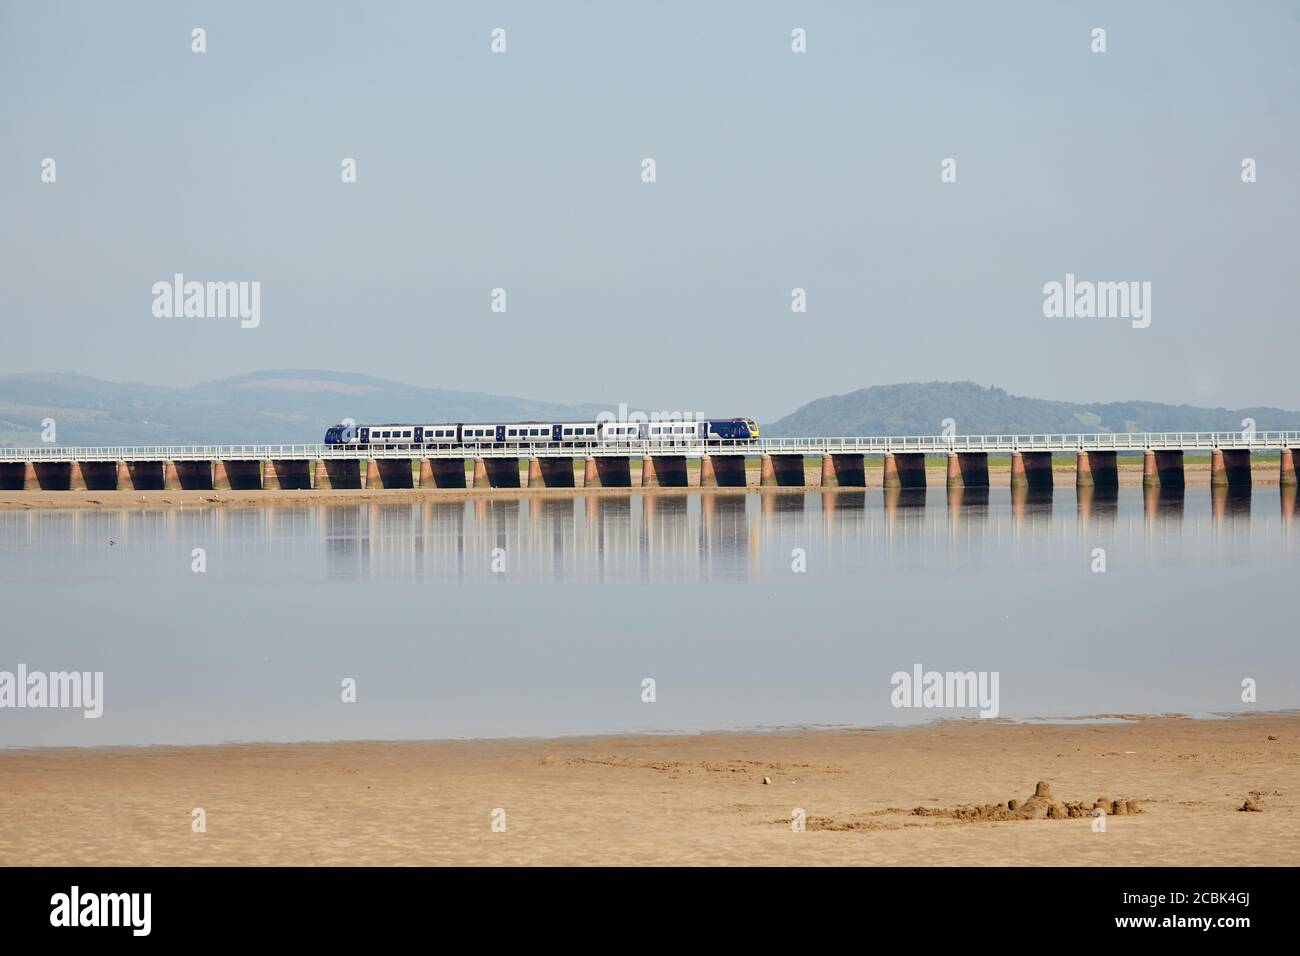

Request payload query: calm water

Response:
[1,486,1296,747]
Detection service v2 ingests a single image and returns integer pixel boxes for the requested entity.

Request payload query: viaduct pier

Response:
[1,433,1296,493]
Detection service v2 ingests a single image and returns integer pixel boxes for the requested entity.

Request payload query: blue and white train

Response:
[323,417,760,447]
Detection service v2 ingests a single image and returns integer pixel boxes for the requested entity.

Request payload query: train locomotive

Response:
[323,417,760,447]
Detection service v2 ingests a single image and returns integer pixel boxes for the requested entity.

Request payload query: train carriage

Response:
[557,423,600,443]
[460,424,495,445]
[324,416,758,447]
[598,421,641,443]
[647,420,706,444]
[422,424,460,445]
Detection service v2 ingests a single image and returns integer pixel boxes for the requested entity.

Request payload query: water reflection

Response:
[946,486,990,519]
[1010,486,1054,522]
[1076,485,1119,524]
[2,487,1297,747]
[1211,486,1252,523]
[1143,486,1185,524]
[2,488,1293,584]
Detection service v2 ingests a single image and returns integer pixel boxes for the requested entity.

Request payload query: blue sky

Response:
[2,1,1297,419]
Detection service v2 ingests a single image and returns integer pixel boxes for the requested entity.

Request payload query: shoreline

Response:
[0,462,1284,511]
[2,713,1295,865]
[0,709,1273,756]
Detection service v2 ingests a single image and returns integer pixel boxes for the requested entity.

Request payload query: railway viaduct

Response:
[1,433,1296,493]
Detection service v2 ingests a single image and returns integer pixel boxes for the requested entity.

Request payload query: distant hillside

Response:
[0,370,611,445]
[4,373,1297,445]
[765,382,1300,437]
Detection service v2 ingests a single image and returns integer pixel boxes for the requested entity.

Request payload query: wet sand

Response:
[0,461,1280,510]
[1,714,1295,866]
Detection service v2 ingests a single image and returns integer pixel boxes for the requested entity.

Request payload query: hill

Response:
[764,382,1300,437]
[0,370,610,445]
[3,374,1297,445]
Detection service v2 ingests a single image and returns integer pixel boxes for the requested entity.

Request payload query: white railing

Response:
[0,432,1296,463]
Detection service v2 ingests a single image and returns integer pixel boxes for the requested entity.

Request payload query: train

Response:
[323,417,760,447]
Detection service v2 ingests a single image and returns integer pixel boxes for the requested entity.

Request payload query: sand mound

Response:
[912,780,1144,822]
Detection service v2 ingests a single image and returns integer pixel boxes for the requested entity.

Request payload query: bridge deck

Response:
[0,432,1295,462]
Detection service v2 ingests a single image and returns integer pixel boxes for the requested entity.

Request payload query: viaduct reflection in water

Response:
[0,485,1293,582]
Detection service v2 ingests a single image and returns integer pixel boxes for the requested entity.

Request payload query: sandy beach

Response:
[1,714,1294,866]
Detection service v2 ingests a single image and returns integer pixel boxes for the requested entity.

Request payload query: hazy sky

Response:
[2,1,1297,421]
